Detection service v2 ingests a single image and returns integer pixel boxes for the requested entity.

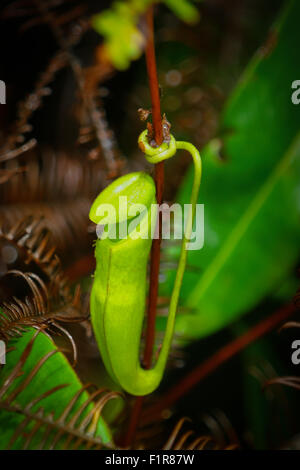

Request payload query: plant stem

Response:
[141,303,297,424]
[144,6,164,367]
[144,7,163,146]
[123,6,164,447]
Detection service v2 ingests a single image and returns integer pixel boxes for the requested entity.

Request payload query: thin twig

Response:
[0,139,37,163]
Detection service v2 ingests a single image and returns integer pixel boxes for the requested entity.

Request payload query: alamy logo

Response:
[95,198,205,251]
[0,80,6,104]
[291,80,300,105]
[0,340,6,364]
[291,340,300,365]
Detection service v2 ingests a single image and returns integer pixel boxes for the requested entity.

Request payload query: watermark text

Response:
[95,198,204,251]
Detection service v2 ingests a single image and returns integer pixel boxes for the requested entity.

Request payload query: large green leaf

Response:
[164,0,300,339]
[0,329,113,449]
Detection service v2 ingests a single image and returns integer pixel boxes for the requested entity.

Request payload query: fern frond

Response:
[0,270,85,349]
[265,376,300,391]
[0,215,72,297]
[163,418,238,450]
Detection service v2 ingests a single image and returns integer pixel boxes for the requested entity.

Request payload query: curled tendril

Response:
[138,130,177,163]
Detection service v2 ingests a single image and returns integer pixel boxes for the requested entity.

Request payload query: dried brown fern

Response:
[2,0,90,148]
[0,0,127,264]
[0,214,88,346]
[130,404,239,450]
[131,416,238,450]
[0,216,70,297]
[162,417,238,451]
[0,201,93,260]
[0,48,64,160]
[0,144,113,258]
[34,0,122,176]
[1,148,107,202]
[263,287,300,392]
[0,2,109,183]
[0,270,85,346]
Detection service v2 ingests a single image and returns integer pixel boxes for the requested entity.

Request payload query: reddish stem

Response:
[141,303,297,424]
[144,162,164,365]
[123,6,164,447]
[144,2,164,371]
[144,5,164,368]
[144,8,163,147]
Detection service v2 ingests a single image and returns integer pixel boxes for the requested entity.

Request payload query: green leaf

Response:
[93,2,146,70]
[164,0,300,339]
[164,0,200,23]
[0,329,113,449]
[92,0,199,70]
